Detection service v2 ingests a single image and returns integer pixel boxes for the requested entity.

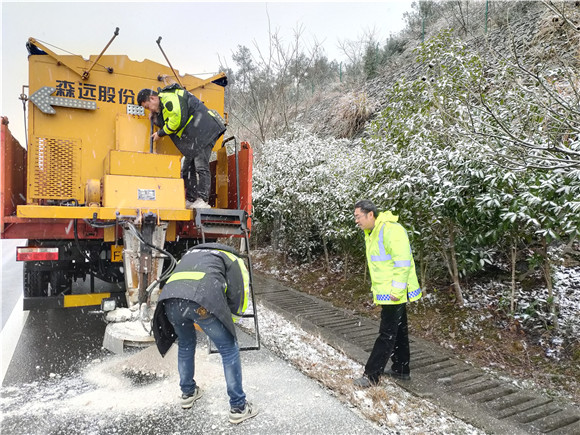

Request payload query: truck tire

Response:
[23,262,49,297]
[49,266,73,295]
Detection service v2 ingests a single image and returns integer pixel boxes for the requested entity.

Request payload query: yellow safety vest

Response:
[364,211,422,305]
[159,89,193,138]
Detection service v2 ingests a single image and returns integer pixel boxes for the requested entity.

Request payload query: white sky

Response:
[1,1,413,142]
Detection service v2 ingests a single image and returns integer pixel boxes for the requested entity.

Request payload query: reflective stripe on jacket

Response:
[152,242,250,356]
[154,85,226,157]
[158,88,192,138]
[364,211,422,305]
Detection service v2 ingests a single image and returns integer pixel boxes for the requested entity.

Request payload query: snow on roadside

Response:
[553,266,580,338]
[461,265,580,361]
[1,304,484,434]
[253,248,580,359]
[252,304,484,434]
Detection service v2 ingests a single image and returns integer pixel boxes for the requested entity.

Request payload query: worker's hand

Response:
[151,131,160,141]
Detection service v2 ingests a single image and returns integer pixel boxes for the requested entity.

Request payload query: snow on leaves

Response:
[252,29,579,336]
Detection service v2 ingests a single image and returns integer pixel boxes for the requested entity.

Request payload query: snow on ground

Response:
[242,305,484,434]
[0,350,180,418]
[552,266,580,336]
[254,244,580,363]
[11,258,575,433]
[462,265,580,359]
[1,303,485,435]
[1,322,385,435]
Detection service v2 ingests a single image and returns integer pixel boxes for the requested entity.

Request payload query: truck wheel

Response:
[49,267,73,295]
[23,262,49,297]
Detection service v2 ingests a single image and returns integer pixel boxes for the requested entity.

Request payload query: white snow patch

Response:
[254,304,484,434]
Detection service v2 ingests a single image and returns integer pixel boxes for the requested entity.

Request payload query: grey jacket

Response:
[152,242,248,356]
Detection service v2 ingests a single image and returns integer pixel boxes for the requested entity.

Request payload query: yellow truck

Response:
[1,31,255,337]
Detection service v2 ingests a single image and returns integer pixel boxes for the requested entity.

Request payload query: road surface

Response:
[0,240,385,434]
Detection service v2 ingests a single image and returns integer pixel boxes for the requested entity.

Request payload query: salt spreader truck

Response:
[1,30,258,351]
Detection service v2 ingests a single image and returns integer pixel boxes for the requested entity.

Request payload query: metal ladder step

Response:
[197,208,260,353]
[195,208,248,237]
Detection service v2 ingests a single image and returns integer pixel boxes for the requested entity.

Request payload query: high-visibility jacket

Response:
[153,84,226,157]
[364,211,422,305]
[152,242,250,356]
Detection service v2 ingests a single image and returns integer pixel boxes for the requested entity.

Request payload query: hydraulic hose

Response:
[123,221,177,295]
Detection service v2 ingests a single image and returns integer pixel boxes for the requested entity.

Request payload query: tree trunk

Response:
[322,235,330,274]
[448,224,464,306]
[363,255,367,285]
[419,249,427,295]
[510,244,517,314]
[541,237,558,329]
[272,214,280,251]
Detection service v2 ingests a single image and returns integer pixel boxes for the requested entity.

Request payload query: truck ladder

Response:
[195,209,260,352]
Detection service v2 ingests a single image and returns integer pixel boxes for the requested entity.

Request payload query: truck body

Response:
[1,36,253,313]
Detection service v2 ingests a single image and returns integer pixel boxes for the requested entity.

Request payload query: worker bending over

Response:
[152,242,258,424]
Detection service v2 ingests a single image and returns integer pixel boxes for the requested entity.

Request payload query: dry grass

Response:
[530,5,580,66]
[327,91,378,139]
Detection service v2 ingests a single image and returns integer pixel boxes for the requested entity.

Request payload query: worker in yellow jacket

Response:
[353,199,422,387]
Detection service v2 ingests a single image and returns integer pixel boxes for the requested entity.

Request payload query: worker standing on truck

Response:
[138,85,226,209]
[352,199,422,387]
[151,242,258,424]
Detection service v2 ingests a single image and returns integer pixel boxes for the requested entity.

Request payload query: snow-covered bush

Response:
[252,28,579,328]
[253,126,367,261]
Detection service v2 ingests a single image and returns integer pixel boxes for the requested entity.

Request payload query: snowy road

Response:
[0,241,384,434]
[1,313,384,434]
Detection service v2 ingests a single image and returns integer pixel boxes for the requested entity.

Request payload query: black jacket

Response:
[152,242,249,356]
[153,84,226,157]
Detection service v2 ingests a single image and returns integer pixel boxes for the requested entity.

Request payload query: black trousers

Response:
[182,141,214,202]
[364,303,410,382]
